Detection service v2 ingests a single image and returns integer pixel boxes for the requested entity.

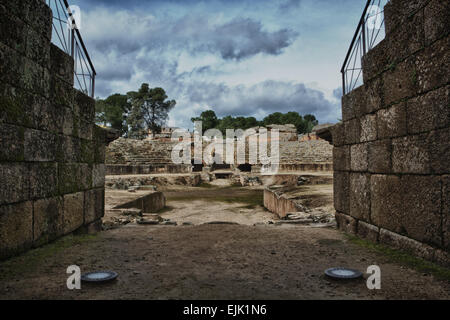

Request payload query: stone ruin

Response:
[105,123,333,178]
[318,0,449,266]
[0,0,111,260]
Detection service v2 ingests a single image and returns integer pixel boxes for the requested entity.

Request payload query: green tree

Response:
[95,94,131,136]
[191,110,219,134]
[127,84,176,139]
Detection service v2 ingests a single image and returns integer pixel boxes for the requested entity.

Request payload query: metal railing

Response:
[341,0,389,95]
[46,0,96,97]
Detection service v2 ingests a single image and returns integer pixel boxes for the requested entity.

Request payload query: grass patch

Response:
[345,234,450,281]
[166,188,264,209]
[197,182,217,189]
[157,205,175,214]
[0,233,99,281]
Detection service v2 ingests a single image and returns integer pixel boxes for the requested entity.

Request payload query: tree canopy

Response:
[191,110,319,135]
[95,84,176,139]
[95,94,130,136]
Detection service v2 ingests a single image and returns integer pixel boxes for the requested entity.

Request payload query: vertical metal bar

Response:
[71,29,75,58]
[342,71,346,96]
[91,75,96,98]
[362,20,367,55]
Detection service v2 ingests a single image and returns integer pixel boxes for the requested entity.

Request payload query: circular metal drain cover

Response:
[324,267,363,279]
[81,271,118,283]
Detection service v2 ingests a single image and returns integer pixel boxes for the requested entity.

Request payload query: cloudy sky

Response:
[69,0,366,129]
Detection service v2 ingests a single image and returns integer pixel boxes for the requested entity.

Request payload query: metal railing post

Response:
[71,29,75,58]
[91,75,95,98]
[342,72,346,96]
[362,20,367,55]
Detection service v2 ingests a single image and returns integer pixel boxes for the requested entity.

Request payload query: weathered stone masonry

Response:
[0,0,107,260]
[327,0,449,265]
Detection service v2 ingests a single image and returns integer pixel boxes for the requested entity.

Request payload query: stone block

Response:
[79,164,93,191]
[382,57,418,106]
[365,76,384,113]
[415,36,450,94]
[349,173,371,222]
[78,120,93,140]
[368,139,392,173]
[334,171,350,214]
[0,201,33,260]
[370,175,402,231]
[350,143,368,172]
[80,139,94,164]
[25,0,52,40]
[63,192,84,234]
[21,58,48,96]
[427,128,450,174]
[33,196,64,246]
[0,4,27,54]
[400,175,442,247]
[84,188,105,224]
[51,76,74,108]
[56,135,81,163]
[330,122,345,147]
[58,163,83,195]
[0,42,25,88]
[362,40,391,83]
[25,27,50,69]
[29,162,58,199]
[24,128,56,161]
[92,164,106,188]
[50,44,74,85]
[74,89,95,122]
[360,114,377,142]
[392,133,430,174]
[335,212,357,234]
[30,95,61,133]
[0,123,24,161]
[61,106,74,136]
[333,146,350,171]
[357,221,380,243]
[377,103,407,139]
[384,0,429,35]
[442,175,449,250]
[344,118,360,145]
[342,85,366,121]
[407,85,450,134]
[424,0,450,45]
[0,163,29,205]
[385,8,425,63]
[379,228,435,262]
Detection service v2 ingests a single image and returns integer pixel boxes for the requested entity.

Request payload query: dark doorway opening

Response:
[237,164,252,172]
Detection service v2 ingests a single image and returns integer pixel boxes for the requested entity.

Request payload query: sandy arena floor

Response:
[0,179,449,300]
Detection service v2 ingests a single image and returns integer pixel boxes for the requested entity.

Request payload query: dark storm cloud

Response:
[83,10,298,65]
[211,18,298,60]
[180,80,339,120]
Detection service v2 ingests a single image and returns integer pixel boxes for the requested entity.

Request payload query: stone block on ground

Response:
[0,201,33,260]
[63,192,84,234]
[33,196,64,246]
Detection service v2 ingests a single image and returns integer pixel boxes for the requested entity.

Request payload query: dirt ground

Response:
[0,178,449,300]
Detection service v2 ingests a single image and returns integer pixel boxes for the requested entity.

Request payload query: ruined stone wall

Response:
[331,0,449,265]
[105,137,191,175]
[0,0,106,260]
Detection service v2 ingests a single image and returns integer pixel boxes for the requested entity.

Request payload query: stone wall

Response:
[0,0,107,260]
[105,131,332,174]
[330,0,449,265]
